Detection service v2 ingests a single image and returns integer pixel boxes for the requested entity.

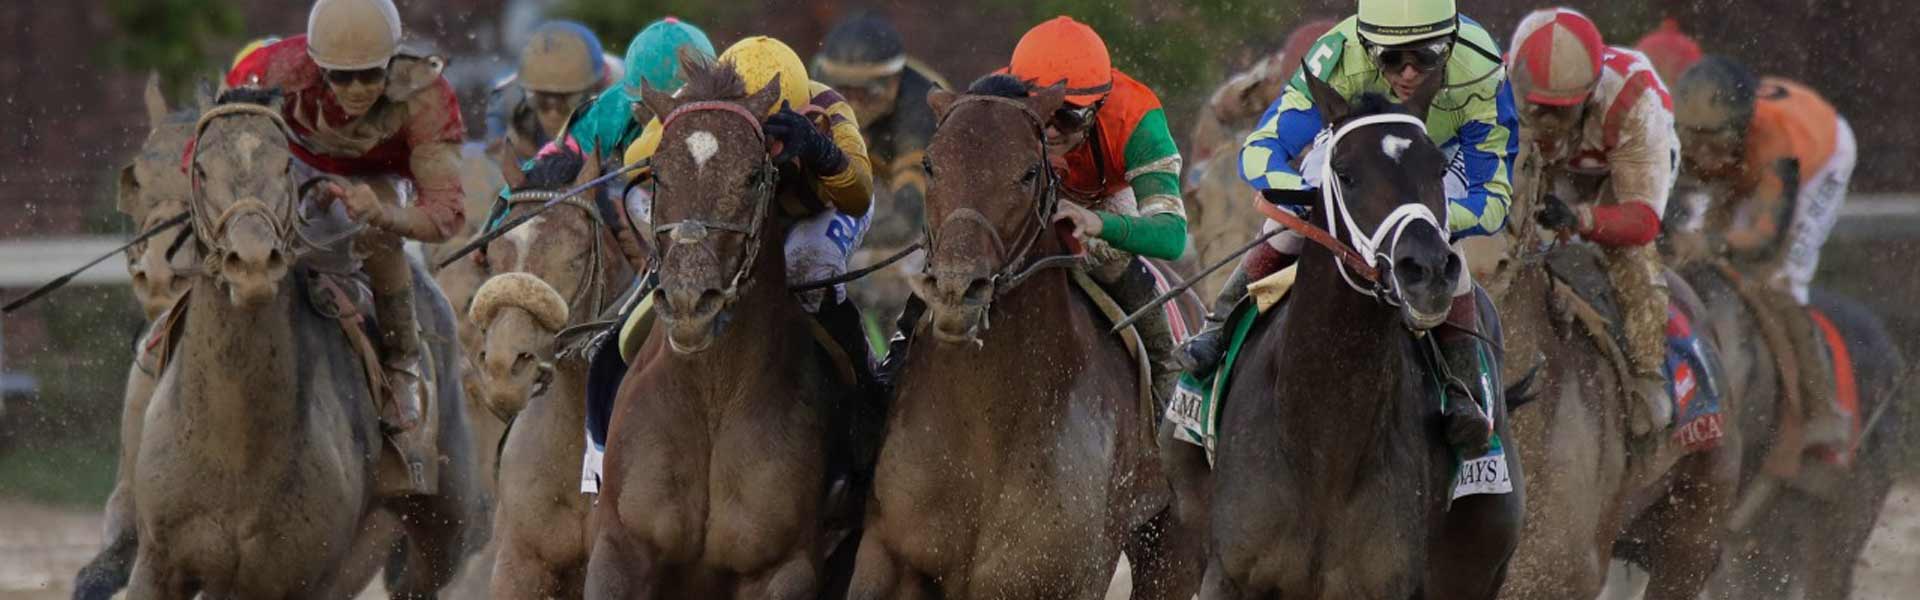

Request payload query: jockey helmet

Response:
[622,17,715,98]
[232,36,281,69]
[1357,0,1457,47]
[518,21,605,94]
[306,0,402,71]
[1508,8,1605,107]
[1672,55,1757,136]
[1634,18,1704,84]
[720,36,812,116]
[811,12,906,87]
[1009,16,1112,106]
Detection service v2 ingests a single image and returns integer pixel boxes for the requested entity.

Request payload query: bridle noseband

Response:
[648,100,780,307]
[922,95,1071,311]
[502,189,614,322]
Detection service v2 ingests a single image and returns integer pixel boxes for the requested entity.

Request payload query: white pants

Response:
[1779,118,1856,304]
[626,185,871,312]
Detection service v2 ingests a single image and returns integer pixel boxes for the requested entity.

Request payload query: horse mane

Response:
[966,73,1031,99]
[522,150,585,190]
[674,50,746,102]
[213,86,283,107]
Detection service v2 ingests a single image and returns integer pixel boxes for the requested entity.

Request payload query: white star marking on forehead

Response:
[1382,134,1412,163]
[686,130,718,169]
[235,132,262,170]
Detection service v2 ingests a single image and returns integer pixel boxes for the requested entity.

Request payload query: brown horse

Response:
[126,89,481,598]
[845,77,1196,599]
[474,151,636,599]
[1487,155,1737,599]
[72,73,202,600]
[1199,71,1523,599]
[1657,220,1907,597]
[584,58,865,598]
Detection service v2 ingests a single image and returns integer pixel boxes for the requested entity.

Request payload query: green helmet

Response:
[1672,55,1758,134]
[1357,0,1458,46]
[621,17,717,98]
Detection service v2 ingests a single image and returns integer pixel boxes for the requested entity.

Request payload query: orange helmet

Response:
[1635,18,1704,84]
[1508,8,1606,107]
[1009,16,1112,106]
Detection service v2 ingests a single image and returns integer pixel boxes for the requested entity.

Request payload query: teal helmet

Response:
[622,17,717,98]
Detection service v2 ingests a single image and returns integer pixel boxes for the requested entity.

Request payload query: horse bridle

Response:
[922,94,1073,309]
[501,190,613,322]
[1313,113,1445,308]
[186,102,302,276]
[648,100,779,306]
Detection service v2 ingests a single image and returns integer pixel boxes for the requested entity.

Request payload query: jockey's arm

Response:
[1445,82,1518,242]
[1723,157,1800,256]
[1238,86,1321,195]
[1580,104,1676,247]
[389,80,468,243]
[1093,108,1187,261]
[804,89,874,217]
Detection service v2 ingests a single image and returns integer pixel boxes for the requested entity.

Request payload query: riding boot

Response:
[364,236,437,496]
[1612,246,1674,436]
[1780,301,1848,451]
[1179,263,1255,377]
[816,296,884,492]
[1105,260,1181,413]
[1437,289,1495,458]
[875,294,927,389]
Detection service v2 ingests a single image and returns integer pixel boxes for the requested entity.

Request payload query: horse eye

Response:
[1336,170,1355,187]
[1022,165,1038,185]
[922,156,934,176]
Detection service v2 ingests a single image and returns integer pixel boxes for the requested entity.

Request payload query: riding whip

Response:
[1108,226,1284,333]
[2,212,191,314]
[435,159,649,270]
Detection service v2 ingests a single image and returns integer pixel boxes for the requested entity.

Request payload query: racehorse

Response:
[846,76,1199,599]
[1199,70,1523,599]
[125,89,481,598]
[583,56,869,598]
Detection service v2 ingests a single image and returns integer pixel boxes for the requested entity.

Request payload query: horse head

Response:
[638,53,783,353]
[468,272,568,418]
[186,87,299,309]
[121,73,198,319]
[1301,67,1456,327]
[913,75,1068,343]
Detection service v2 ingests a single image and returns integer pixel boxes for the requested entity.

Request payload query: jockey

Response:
[485,21,612,159]
[1184,0,1518,452]
[1632,18,1704,88]
[1508,8,1681,435]
[882,16,1190,406]
[622,35,875,347]
[224,0,466,492]
[810,12,950,248]
[1672,55,1857,448]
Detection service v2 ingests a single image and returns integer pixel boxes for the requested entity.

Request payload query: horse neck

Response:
[176,273,301,442]
[1270,249,1422,472]
[950,235,1096,401]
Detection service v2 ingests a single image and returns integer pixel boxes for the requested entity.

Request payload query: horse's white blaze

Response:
[1382,134,1412,163]
[687,130,718,169]
[236,132,262,170]
[503,214,544,266]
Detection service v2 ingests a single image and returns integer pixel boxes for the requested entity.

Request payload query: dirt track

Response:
[5,483,1918,599]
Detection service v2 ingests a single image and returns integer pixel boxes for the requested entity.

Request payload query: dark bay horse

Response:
[1201,71,1523,599]
[127,90,481,598]
[584,58,865,598]
[846,77,1196,599]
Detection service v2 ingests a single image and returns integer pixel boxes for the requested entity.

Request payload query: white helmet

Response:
[307,0,402,71]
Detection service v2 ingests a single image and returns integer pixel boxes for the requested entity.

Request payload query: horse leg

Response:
[1800,471,1893,600]
[1124,505,1202,600]
[489,539,562,600]
[72,490,137,600]
[847,532,938,600]
[383,495,474,598]
[735,553,816,600]
[126,553,192,600]
[1195,554,1244,600]
[1426,388,1525,600]
[1634,450,1736,600]
[585,530,660,600]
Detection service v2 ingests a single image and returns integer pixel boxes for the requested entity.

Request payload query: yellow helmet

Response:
[232,36,281,68]
[719,36,810,116]
[306,0,403,70]
[624,117,665,180]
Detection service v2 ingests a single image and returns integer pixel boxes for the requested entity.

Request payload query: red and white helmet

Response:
[1508,8,1606,107]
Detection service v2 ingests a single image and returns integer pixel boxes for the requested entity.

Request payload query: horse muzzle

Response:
[655,285,729,354]
[215,216,288,309]
[911,271,994,345]
[1385,230,1459,331]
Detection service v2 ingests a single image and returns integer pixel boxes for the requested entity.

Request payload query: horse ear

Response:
[499,143,528,190]
[1300,62,1348,125]
[1026,82,1068,122]
[639,82,680,127]
[194,77,217,113]
[927,89,958,122]
[144,71,169,129]
[745,72,783,118]
[573,150,601,187]
[1403,66,1445,122]
[117,164,142,217]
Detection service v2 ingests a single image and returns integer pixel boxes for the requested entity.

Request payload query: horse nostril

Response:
[961,277,993,305]
[1395,257,1429,285]
[1444,253,1463,283]
[223,250,245,274]
[265,248,288,273]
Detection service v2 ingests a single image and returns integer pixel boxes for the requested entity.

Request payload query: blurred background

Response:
[0,0,1916,594]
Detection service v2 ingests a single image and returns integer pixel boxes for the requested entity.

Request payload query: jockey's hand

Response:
[1535,194,1588,232]
[322,181,386,224]
[764,105,847,176]
[1052,201,1104,242]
